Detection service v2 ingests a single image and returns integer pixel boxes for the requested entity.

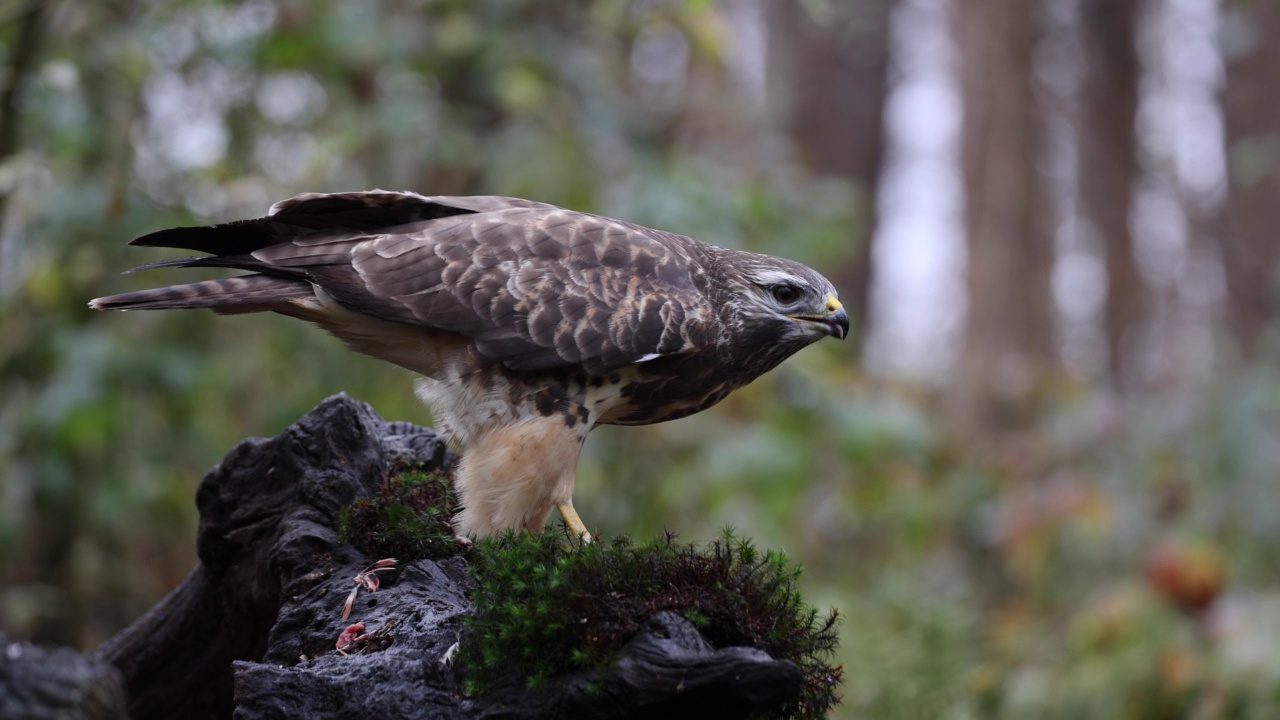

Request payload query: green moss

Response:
[462,528,843,719]
[336,471,841,715]
[337,464,463,561]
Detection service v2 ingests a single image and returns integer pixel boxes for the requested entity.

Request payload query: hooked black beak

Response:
[824,296,849,340]
[792,296,850,340]
[826,304,849,340]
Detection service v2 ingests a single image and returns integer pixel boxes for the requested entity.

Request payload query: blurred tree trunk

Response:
[951,0,1058,434]
[766,0,896,353]
[0,0,71,646]
[1079,0,1147,388]
[1218,0,1280,353]
[0,1,46,229]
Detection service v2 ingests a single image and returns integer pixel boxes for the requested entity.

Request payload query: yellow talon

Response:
[557,504,593,543]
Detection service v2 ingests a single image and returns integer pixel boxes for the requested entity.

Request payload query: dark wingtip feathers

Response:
[128,194,480,256]
[129,219,275,255]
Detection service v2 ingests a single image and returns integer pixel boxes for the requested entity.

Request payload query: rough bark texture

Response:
[767,0,896,348]
[1218,0,1280,353]
[234,555,474,719]
[0,633,129,720]
[951,0,1058,435]
[463,611,803,720]
[93,394,452,720]
[61,394,805,720]
[1079,0,1147,387]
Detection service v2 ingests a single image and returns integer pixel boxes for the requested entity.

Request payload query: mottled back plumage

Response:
[92,191,848,538]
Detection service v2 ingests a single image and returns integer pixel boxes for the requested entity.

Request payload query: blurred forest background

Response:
[2,0,1279,717]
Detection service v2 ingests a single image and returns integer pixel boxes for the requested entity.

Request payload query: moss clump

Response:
[338,465,462,560]
[462,528,843,719]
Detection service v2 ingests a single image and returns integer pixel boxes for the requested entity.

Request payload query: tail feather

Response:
[124,254,272,275]
[89,274,311,313]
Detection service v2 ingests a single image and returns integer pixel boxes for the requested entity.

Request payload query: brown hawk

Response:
[91,191,848,539]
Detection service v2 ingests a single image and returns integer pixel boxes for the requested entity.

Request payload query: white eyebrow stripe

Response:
[753,270,807,287]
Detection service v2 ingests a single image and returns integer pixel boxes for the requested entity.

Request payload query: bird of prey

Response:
[91,191,848,540]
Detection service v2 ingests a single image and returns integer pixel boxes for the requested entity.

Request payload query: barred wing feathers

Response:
[114,192,717,376]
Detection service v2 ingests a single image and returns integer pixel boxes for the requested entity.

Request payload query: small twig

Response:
[341,558,398,620]
[336,617,399,656]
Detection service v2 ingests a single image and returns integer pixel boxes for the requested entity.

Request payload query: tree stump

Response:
[12,394,806,719]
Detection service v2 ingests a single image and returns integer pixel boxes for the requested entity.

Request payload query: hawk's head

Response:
[714,250,849,371]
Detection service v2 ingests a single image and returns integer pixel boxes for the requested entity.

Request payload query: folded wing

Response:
[99,191,717,376]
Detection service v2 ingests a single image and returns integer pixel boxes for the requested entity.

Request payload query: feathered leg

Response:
[452,415,590,539]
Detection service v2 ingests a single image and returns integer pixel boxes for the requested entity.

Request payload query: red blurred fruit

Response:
[1146,537,1226,614]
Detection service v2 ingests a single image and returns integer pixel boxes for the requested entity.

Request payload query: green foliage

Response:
[462,528,843,719]
[338,467,462,561]
[3,2,1280,718]
[0,0,763,648]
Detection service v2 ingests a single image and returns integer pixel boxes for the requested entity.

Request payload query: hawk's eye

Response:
[771,284,801,304]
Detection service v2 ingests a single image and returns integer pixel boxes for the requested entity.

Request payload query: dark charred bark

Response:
[46,395,807,720]
[92,395,451,720]
[0,633,128,720]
